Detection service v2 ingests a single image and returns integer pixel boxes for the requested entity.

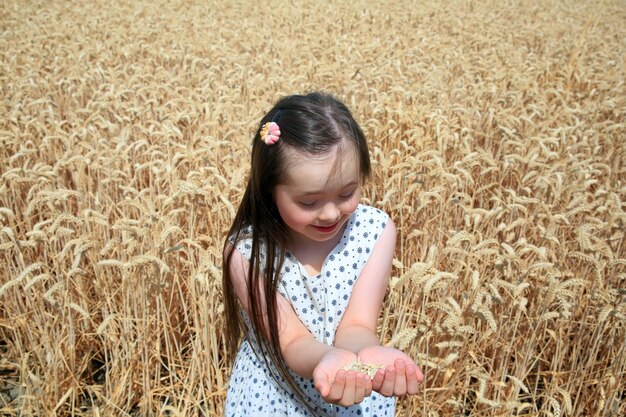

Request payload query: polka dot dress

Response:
[226,204,395,417]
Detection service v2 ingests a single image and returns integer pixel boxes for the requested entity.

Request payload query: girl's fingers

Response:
[364,372,373,398]
[379,365,396,396]
[326,370,346,402]
[416,364,424,383]
[353,372,367,404]
[372,368,385,392]
[339,371,357,406]
[405,363,420,395]
[320,369,380,405]
[393,359,407,396]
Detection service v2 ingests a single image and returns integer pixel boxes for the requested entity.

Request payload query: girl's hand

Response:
[313,348,373,406]
[358,345,424,397]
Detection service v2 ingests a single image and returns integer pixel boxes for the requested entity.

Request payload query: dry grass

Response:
[1,0,625,415]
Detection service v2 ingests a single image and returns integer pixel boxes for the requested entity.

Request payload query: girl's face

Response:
[274,145,361,245]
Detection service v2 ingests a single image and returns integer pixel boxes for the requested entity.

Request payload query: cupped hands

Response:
[312,348,373,407]
[357,345,424,397]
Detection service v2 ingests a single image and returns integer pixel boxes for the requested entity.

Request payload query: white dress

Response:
[225,204,395,417]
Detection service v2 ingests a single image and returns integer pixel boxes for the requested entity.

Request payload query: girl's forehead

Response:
[281,146,360,191]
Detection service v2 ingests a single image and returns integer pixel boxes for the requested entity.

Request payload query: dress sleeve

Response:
[228,225,255,261]
[352,205,390,267]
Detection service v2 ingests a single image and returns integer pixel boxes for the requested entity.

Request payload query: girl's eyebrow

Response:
[297,181,359,196]
[298,190,323,196]
[340,181,359,189]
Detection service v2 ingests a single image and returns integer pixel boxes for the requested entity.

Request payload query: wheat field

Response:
[1,0,625,416]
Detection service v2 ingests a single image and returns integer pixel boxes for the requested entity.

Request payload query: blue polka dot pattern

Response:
[226,204,394,416]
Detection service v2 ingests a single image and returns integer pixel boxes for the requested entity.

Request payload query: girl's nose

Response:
[319,202,340,222]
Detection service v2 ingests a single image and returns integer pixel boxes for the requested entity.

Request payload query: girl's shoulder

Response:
[354,203,389,218]
[228,225,253,242]
[349,204,390,230]
[227,225,258,262]
[339,204,391,252]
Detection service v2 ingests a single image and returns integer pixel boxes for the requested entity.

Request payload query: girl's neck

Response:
[288,226,345,277]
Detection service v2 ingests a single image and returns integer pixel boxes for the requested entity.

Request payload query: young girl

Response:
[223,92,423,416]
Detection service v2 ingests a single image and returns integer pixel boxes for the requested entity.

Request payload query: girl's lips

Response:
[312,222,339,233]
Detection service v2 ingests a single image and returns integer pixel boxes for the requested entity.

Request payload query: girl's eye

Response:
[340,191,355,199]
[299,201,317,208]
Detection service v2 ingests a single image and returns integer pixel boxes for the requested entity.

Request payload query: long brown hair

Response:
[222,92,371,411]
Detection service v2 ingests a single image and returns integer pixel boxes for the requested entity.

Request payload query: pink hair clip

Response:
[260,122,281,145]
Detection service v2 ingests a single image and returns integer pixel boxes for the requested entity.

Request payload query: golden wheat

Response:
[1,0,625,415]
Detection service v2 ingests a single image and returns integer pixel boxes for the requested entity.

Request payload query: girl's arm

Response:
[226,245,372,405]
[333,220,424,396]
[333,219,397,352]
